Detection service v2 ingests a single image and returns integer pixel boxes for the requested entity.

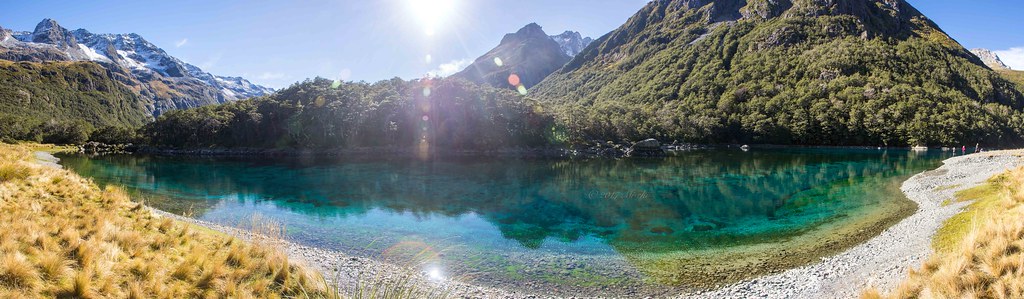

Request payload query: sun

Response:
[406,0,458,36]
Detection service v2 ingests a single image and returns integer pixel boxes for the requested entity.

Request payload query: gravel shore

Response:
[57,150,1024,298]
[687,150,1024,299]
[150,209,538,298]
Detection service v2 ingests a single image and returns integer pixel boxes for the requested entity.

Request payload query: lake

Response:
[57,148,953,296]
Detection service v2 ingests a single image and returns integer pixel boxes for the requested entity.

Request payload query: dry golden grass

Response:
[863,167,1024,299]
[0,143,336,298]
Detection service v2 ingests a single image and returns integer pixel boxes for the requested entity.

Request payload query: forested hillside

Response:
[141,77,555,150]
[0,60,148,144]
[6,0,1024,149]
[533,0,1024,147]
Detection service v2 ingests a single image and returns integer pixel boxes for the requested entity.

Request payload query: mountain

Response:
[971,48,1010,70]
[142,77,553,150]
[0,60,150,143]
[533,0,1024,147]
[1,19,273,116]
[550,30,594,57]
[453,23,571,89]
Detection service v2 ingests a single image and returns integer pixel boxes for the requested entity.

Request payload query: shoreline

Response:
[687,150,1024,298]
[40,149,1024,298]
[148,209,531,298]
[115,143,960,160]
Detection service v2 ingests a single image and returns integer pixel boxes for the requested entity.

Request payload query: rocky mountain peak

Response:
[550,30,594,57]
[2,18,275,113]
[518,23,545,35]
[639,0,931,37]
[501,23,551,45]
[971,48,1010,70]
[454,23,571,89]
[31,18,76,49]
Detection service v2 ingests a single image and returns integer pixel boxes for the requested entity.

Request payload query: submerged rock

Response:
[692,224,715,232]
[650,226,675,235]
[626,138,665,157]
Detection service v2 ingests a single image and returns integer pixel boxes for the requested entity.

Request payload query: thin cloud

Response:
[198,52,223,70]
[258,72,287,80]
[175,38,188,48]
[995,47,1024,70]
[427,59,472,77]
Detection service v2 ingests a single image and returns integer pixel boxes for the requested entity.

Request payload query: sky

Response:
[1,0,1022,89]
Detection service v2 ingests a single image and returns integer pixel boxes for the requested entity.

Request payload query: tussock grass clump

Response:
[0,143,336,298]
[863,167,1024,299]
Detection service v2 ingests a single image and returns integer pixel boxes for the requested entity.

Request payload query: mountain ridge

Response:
[1,18,273,115]
[971,48,1011,70]
[550,30,594,57]
[452,23,571,90]
[533,0,1024,146]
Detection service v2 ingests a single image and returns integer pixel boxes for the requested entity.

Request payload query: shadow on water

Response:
[57,148,951,294]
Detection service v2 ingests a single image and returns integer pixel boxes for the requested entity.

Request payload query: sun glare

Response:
[407,0,458,36]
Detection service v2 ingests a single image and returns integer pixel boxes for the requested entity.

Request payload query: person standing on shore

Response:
[963,145,967,154]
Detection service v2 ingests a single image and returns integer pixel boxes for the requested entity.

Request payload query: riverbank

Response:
[687,150,1024,299]
[41,146,1022,298]
[0,144,333,298]
[53,146,1013,298]
[865,154,1024,298]
[151,209,529,298]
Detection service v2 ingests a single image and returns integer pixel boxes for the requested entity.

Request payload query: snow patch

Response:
[78,43,111,62]
[116,50,148,70]
[222,88,238,99]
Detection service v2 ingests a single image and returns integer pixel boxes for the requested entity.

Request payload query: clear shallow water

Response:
[58,148,952,293]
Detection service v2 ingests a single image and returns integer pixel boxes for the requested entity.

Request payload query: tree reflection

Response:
[60,149,944,254]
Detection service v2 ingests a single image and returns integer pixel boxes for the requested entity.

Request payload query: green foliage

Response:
[0,60,149,144]
[142,77,555,150]
[34,120,94,145]
[90,126,140,144]
[533,4,1024,147]
[999,70,1024,89]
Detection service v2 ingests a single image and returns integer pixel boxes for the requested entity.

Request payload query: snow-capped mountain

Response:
[0,19,272,115]
[550,30,593,57]
[971,48,1011,70]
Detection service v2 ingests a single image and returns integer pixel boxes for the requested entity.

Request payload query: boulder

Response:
[626,138,665,157]
[632,138,660,149]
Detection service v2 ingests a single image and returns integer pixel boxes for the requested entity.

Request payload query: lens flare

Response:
[422,115,429,121]
[407,0,458,37]
[517,85,528,95]
[425,265,445,281]
[493,57,504,67]
[425,54,433,64]
[423,87,432,97]
[507,74,521,86]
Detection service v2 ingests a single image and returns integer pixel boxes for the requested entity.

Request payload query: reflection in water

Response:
[58,149,950,293]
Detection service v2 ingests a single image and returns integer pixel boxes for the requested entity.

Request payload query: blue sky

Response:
[1,0,1021,88]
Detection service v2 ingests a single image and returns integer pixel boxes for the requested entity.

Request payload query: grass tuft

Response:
[865,166,1024,298]
[0,143,455,299]
[0,253,41,291]
[0,162,31,182]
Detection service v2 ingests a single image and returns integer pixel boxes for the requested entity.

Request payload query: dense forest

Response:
[532,1,1024,147]
[140,77,556,150]
[0,60,148,144]
[5,0,1024,149]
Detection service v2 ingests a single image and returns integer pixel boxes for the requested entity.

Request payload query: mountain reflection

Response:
[58,149,948,253]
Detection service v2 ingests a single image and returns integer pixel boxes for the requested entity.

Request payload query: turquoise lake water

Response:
[57,148,953,294]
